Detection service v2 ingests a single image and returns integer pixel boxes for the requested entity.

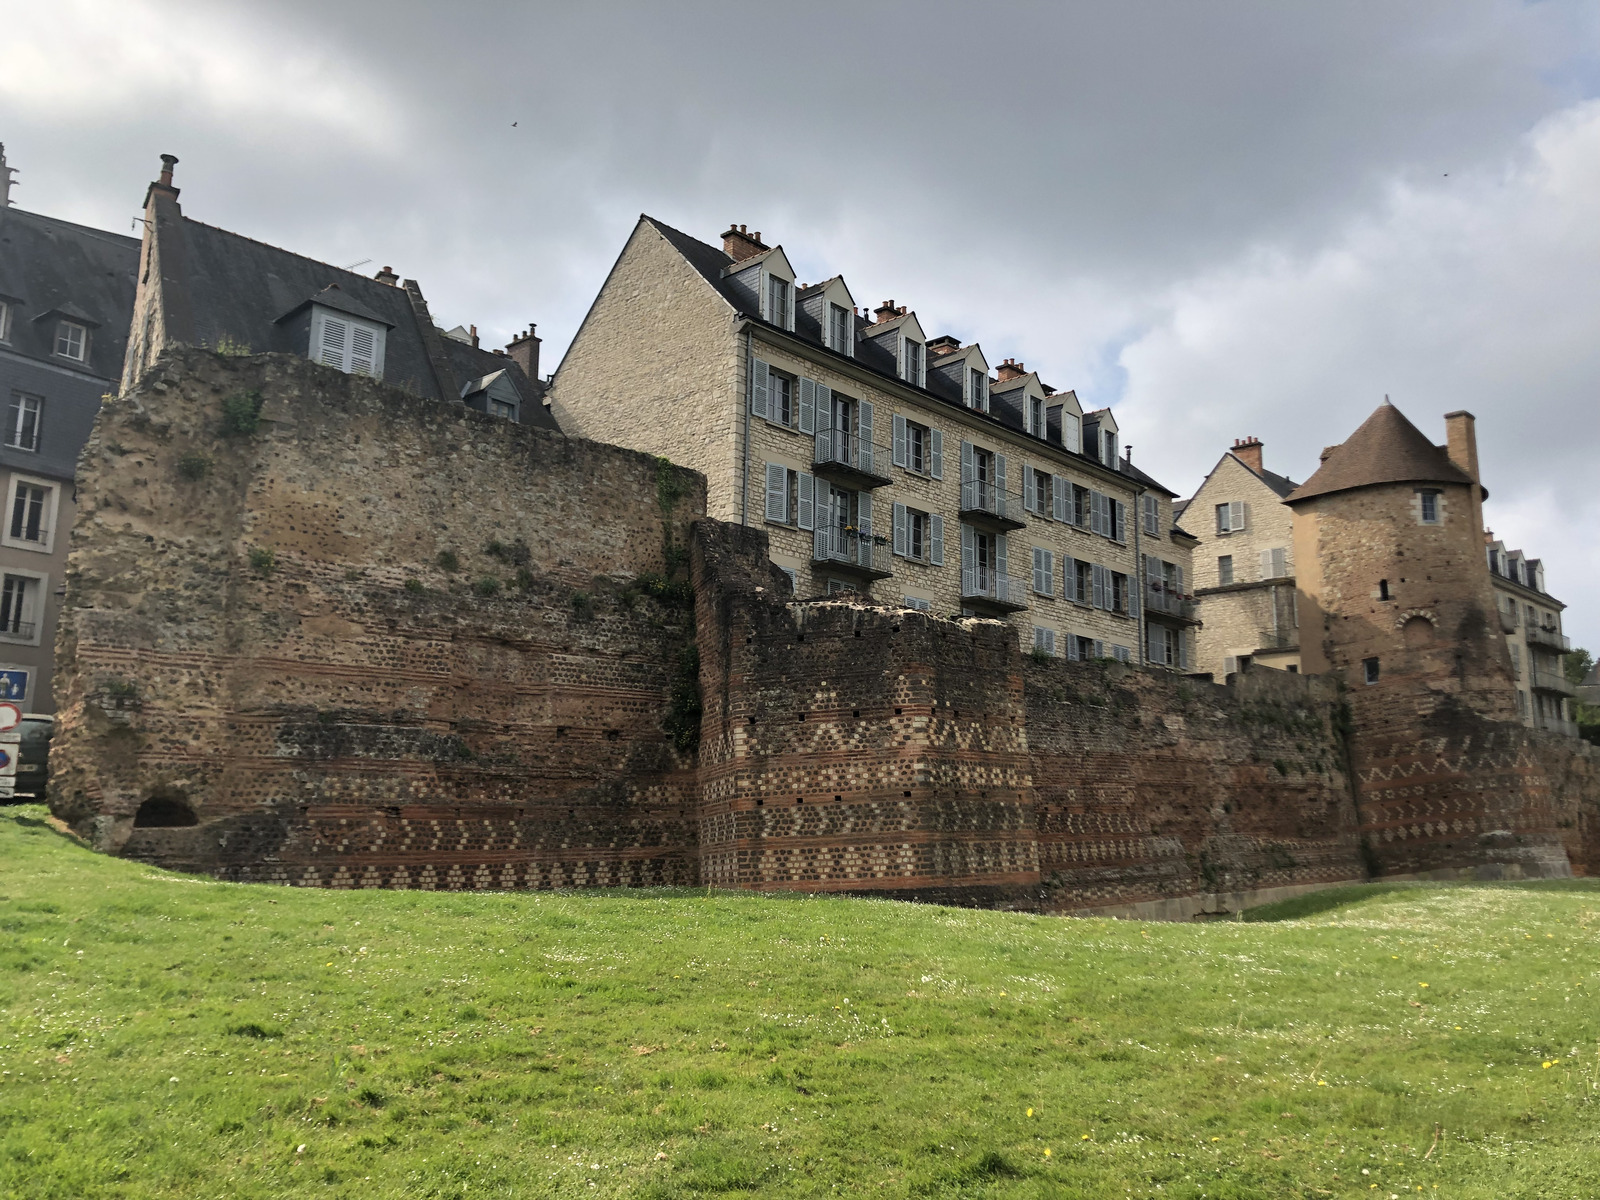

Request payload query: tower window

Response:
[1378,579,1389,600]
[1417,489,1442,524]
[1363,657,1380,685]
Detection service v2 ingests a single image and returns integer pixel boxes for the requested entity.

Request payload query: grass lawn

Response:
[1,806,1597,1199]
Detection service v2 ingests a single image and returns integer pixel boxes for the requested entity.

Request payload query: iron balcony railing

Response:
[1529,669,1576,697]
[1256,629,1298,651]
[812,525,891,575]
[1497,608,1519,633]
[813,429,888,480]
[960,568,1028,607]
[959,479,1022,523]
[1525,624,1570,652]
[0,620,36,640]
[1145,586,1198,619]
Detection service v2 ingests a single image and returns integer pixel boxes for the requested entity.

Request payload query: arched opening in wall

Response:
[1402,616,1435,647]
[134,789,198,828]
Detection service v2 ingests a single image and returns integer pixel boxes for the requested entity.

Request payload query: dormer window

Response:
[828,303,853,355]
[966,368,988,411]
[312,307,386,377]
[54,320,87,362]
[901,338,925,387]
[1026,394,1045,437]
[1061,411,1081,453]
[1103,429,1118,466]
[766,275,793,330]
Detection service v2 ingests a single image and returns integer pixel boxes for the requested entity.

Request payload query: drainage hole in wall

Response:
[756,798,764,807]
[895,707,902,715]
[748,715,757,725]
[834,795,842,802]
[555,726,568,738]
[903,790,911,798]
[852,709,860,719]
[796,797,804,804]
[605,729,620,740]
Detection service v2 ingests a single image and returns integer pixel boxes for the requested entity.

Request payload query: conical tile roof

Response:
[1287,401,1475,504]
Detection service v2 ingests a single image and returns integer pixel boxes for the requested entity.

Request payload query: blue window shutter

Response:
[858,495,871,541]
[1023,465,1036,513]
[1043,550,1054,595]
[797,473,815,531]
[893,502,907,557]
[929,429,943,480]
[995,453,1007,498]
[892,414,907,468]
[1053,475,1067,521]
[751,358,770,418]
[996,532,1008,583]
[960,440,974,484]
[797,377,814,432]
[1114,500,1126,543]
[858,401,874,473]
[930,514,944,566]
[1067,634,1080,661]
[960,522,975,591]
[764,463,786,523]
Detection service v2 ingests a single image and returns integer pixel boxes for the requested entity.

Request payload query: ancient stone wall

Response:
[53,349,705,887]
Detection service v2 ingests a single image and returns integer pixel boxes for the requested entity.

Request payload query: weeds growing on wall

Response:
[219,390,263,437]
[175,452,211,481]
[664,643,702,756]
[247,546,276,576]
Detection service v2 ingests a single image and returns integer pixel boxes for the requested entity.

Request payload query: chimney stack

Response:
[0,143,15,208]
[1443,411,1479,484]
[1232,436,1264,474]
[469,324,479,350]
[156,154,179,194]
[720,224,768,262]
[872,300,901,324]
[507,323,541,383]
[996,358,1026,382]
[926,335,961,357]
[373,265,399,286]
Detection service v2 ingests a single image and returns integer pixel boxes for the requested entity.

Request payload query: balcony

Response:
[1144,586,1200,624]
[1529,669,1576,698]
[1255,629,1299,652]
[0,621,36,641]
[812,525,892,581]
[1526,624,1570,652]
[1497,608,1518,634]
[813,429,891,490]
[958,479,1026,532]
[960,568,1029,614]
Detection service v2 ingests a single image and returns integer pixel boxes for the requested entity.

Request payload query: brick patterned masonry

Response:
[51,351,1600,912]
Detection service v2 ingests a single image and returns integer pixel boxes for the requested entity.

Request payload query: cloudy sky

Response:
[5,0,1598,647]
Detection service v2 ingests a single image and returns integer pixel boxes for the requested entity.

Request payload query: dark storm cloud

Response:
[4,0,1598,643]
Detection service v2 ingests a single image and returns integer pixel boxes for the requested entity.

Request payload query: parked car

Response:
[11,714,52,801]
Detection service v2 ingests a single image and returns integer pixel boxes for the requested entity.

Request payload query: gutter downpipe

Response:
[1132,475,1146,667]
[739,323,752,527]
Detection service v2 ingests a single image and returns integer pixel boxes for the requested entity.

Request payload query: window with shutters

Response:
[1215,500,1246,533]
[1217,554,1234,585]
[891,415,939,477]
[0,569,43,643]
[1066,557,1091,604]
[3,475,56,553]
[967,368,988,411]
[1067,484,1088,527]
[762,463,816,530]
[1111,644,1131,664]
[901,337,925,387]
[769,370,794,427]
[54,320,87,361]
[1022,466,1056,518]
[902,595,932,612]
[1032,626,1057,657]
[310,307,386,378]
[1031,547,1055,596]
[1260,546,1290,579]
[766,275,793,330]
[6,394,42,452]
[828,303,853,355]
[1110,571,1130,615]
[1142,494,1159,536]
[891,502,942,565]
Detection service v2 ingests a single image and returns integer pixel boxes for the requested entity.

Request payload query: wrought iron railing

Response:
[959,479,1021,523]
[812,525,891,574]
[960,569,1028,606]
[813,429,886,478]
[1525,624,1570,652]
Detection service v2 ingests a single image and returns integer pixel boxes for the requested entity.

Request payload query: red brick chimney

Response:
[873,300,902,324]
[996,358,1026,382]
[926,335,961,357]
[1232,436,1264,474]
[507,323,541,382]
[720,224,768,262]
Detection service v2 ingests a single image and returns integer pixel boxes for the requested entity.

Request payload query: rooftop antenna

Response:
[342,257,372,271]
[0,144,16,208]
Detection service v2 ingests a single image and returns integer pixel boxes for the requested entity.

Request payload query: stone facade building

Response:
[1485,537,1574,733]
[0,174,139,711]
[1178,437,1301,677]
[122,156,555,428]
[549,218,1197,668]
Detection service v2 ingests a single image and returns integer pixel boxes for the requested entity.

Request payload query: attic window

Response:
[828,303,853,355]
[1026,394,1044,437]
[901,337,925,387]
[312,307,386,378]
[54,320,86,362]
[967,369,988,412]
[764,275,793,330]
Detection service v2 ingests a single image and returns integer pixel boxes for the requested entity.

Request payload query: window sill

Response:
[0,633,41,647]
[0,540,52,555]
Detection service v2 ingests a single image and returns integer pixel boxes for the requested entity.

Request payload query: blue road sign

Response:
[0,671,26,703]
[0,749,12,770]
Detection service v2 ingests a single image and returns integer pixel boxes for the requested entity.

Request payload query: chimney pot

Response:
[374,265,398,286]
[505,321,542,382]
[996,359,1026,382]
[873,300,899,324]
[720,224,769,262]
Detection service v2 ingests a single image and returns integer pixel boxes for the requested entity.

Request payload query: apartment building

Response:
[0,176,139,711]
[550,218,1196,665]
[1486,537,1574,733]
[1177,437,1302,677]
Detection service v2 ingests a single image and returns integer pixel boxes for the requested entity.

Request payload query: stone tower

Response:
[1286,401,1567,879]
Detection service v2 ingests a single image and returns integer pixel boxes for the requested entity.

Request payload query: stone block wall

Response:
[52,349,705,887]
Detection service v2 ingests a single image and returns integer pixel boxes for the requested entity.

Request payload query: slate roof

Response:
[151,214,555,430]
[1287,401,1474,504]
[0,206,139,381]
[639,215,1181,497]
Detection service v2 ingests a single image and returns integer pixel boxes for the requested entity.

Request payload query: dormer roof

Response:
[275,284,395,328]
[1083,407,1118,434]
[721,244,794,280]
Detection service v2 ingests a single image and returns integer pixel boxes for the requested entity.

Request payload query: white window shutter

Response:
[1174,564,1184,595]
[960,440,974,485]
[858,402,874,472]
[1230,500,1245,531]
[1023,465,1036,513]
[892,414,907,468]
[348,323,377,376]
[1044,628,1056,657]
[751,358,770,418]
[1067,634,1080,661]
[893,503,908,556]
[1224,655,1238,677]
[1033,546,1046,593]
[764,463,786,523]
[1092,564,1107,609]
[797,473,815,531]
[960,522,975,591]
[996,532,1008,582]
[1094,639,1105,660]
[929,429,943,480]
[797,377,814,431]
[1053,476,1068,522]
[1114,500,1126,543]
[1064,415,1080,453]
[318,314,349,370]
[1260,548,1273,579]
[858,495,872,540]
[930,514,944,566]
[995,453,1007,499]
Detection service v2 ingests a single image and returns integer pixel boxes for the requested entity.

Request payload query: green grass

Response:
[2,807,1597,1199]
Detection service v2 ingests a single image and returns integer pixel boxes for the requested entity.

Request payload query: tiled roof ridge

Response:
[2,205,141,250]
